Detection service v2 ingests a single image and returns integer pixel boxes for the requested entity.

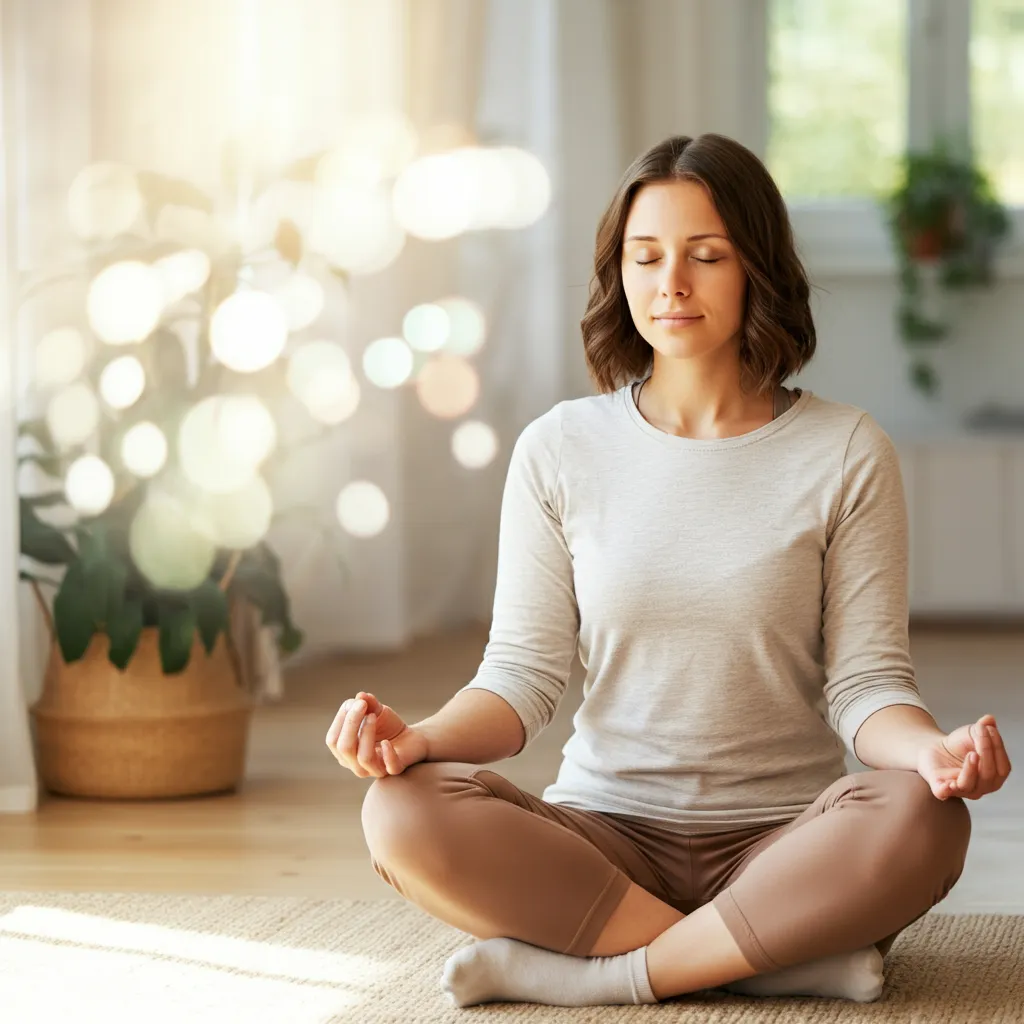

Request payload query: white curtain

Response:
[0,4,36,813]
[0,0,94,813]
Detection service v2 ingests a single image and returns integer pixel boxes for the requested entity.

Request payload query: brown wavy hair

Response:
[580,133,816,395]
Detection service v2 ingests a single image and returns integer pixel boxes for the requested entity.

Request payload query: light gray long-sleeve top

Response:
[458,382,932,833]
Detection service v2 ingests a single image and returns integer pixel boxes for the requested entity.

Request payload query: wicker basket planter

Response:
[31,626,253,800]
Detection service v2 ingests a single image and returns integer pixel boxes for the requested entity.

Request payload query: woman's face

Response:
[620,179,748,364]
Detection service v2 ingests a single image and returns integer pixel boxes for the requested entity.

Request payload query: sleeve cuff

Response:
[459,679,545,752]
[835,694,934,759]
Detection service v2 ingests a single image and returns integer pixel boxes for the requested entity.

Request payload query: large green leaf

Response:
[231,543,304,654]
[20,498,76,564]
[190,581,229,654]
[52,560,97,662]
[106,597,144,670]
[158,602,197,674]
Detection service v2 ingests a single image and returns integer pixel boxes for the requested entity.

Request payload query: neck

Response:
[636,365,776,441]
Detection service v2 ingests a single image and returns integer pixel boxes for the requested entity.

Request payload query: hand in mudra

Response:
[325,691,428,778]
[917,713,1012,801]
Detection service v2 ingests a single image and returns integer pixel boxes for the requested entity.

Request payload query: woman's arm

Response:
[411,688,527,764]
[821,413,934,759]
[450,407,581,756]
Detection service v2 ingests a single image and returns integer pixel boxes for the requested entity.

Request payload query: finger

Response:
[325,699,353,747]
[358,714,385,777]
[381,738,403,775]
[988,725,1013,778]
[957,751,979,792]
[975,724,996,784]
[357,691,381,714]
[338,699,368,768]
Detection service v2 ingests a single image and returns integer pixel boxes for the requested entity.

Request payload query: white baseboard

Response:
[0,784,38,814]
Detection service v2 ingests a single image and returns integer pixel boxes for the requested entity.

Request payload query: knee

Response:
[360,761,433,862]
[874,770,972,874]
[360,760,474,866]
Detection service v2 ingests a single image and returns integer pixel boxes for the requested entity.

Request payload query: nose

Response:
[658,257,692,298]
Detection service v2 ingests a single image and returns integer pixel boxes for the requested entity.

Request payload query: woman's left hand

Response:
[917,714,1012,801]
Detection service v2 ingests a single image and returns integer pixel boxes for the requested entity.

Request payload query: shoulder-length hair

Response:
[580,133,816,395]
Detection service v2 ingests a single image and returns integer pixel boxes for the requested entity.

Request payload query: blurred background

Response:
[0,0,1022,1004]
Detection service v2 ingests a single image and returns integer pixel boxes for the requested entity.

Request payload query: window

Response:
[764,0,1024,273]
[971,0,1024,204]
[766,0,908,200]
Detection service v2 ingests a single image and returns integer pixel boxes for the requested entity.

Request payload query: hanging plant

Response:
[884,137,1012,396]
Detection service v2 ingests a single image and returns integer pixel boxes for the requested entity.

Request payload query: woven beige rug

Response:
[1,894,1021,1023]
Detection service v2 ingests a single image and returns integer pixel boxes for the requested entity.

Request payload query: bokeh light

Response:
[239,181,315,254]
[452,421,499,469]
[336,481,389,538]
[198,475,273,549]
[287,340,360,424]
[130,489,217,591]
[178,395,277,494]
[317,110,418,187]
[155,204,233,256]
[99,355,145,409]
[436,296,487,356]
[154,249,212,306]
[402,303,450,353]
[64,455,115,515]
[362,336,414,389]
[67,162,143,241]
[309,182,406,275]
[87,261,164,344]
[272,271,325,331]
[121,421,168,478]
[34,328,88,389]
[415,355,480,419]
[46,382,100,448]
[468,147,551,229]
[209,290,288,372]
[392,151,477,240]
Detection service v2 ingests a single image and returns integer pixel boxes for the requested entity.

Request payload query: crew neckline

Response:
[622,379,813,450]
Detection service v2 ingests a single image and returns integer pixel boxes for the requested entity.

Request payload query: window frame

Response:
[764,0,1024,276]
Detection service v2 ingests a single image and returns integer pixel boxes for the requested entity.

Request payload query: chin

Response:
[652,333,717,359]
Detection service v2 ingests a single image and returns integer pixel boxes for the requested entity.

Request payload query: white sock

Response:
[723,945,885,1003]
[439,936,658,1007]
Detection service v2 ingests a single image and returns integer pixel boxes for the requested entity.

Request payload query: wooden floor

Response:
[1,622,1021,913]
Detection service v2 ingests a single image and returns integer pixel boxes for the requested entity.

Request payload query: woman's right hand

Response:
[325,691,428,778]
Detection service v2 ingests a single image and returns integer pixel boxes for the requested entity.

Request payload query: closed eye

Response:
[635,257,721,265]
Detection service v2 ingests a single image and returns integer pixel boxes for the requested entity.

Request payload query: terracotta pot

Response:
[31,628,253,799]
[907,227,945,260]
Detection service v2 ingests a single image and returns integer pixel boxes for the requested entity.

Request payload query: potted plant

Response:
[17,163,344,800]
[884,137,1012,396]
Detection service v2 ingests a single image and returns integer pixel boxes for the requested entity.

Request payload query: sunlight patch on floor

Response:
[0,904,391,1022]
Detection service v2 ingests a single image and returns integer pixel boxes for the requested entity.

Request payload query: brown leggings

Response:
[360,761,971,973]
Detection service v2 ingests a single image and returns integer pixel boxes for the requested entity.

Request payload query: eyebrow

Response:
[624,233,728,243]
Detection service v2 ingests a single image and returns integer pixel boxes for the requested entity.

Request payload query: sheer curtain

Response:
[0,0,93,813]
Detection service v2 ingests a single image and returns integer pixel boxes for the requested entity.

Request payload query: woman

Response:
[327,134,1012,1008]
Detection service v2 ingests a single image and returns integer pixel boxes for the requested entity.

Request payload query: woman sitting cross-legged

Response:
[326,132,1012,1009]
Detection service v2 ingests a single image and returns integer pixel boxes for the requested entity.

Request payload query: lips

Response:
[654,314,702,321]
